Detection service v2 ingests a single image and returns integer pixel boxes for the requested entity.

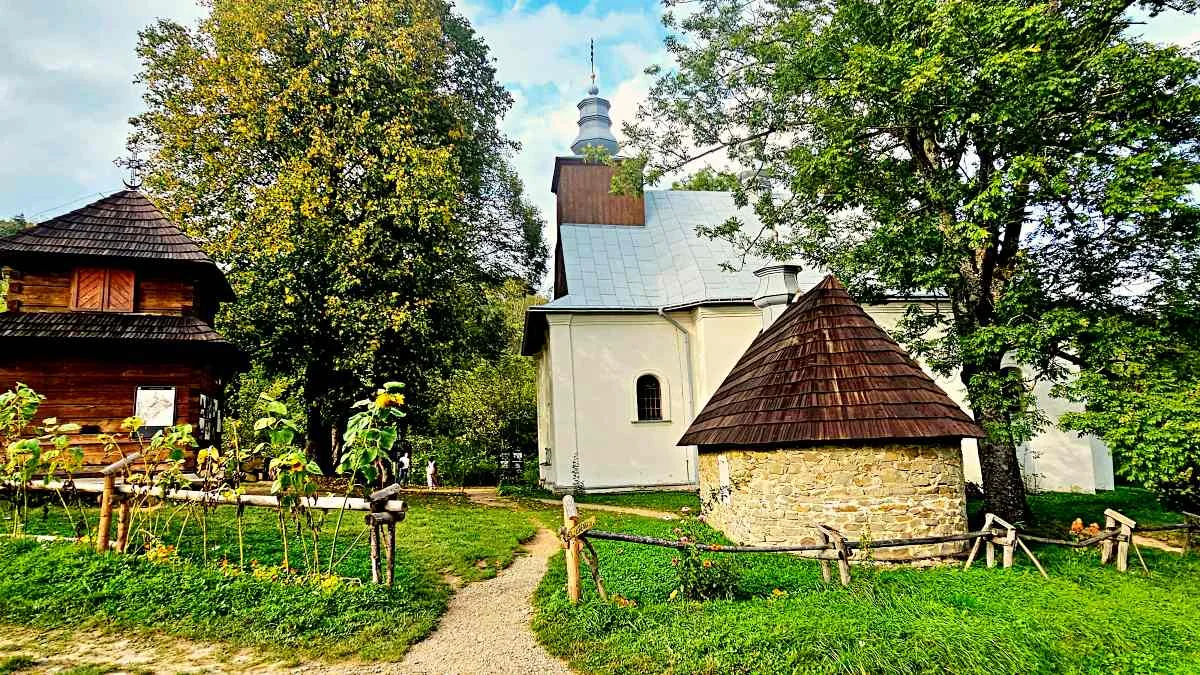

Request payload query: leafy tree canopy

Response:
[623,0,1200,520]
[129,0,547,468]
[672,167,741,192]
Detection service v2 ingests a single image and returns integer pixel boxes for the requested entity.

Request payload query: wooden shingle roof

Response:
[0,190,213,263]
[0,312,228,343]
[679,275,983,447]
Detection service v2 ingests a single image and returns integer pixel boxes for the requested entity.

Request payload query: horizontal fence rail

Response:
[557,497,1198,604]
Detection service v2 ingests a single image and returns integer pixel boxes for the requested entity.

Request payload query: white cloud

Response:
[0,0,208,218]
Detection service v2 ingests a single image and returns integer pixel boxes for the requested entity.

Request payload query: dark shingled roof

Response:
[0,190,212,262]
[679,275,983,447]
[0,190,233,299]
[0,313,242,360]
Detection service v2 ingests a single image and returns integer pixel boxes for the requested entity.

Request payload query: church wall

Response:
[698,443,968,559]
[868,301,1112,493]
[691,305,762,408]
[534,299,1113,495]
[541,313,695,491]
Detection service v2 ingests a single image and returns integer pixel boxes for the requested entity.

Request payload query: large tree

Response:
[128,0,547,469]
[624,0,1200,521]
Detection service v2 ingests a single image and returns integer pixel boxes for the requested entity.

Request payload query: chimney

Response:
[753,264,802,329]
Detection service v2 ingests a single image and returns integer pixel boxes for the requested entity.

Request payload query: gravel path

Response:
[396,526,572,675]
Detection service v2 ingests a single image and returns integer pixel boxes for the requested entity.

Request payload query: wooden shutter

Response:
[71,267,105,310]
[71,268,135,312]
[105,269,135,312]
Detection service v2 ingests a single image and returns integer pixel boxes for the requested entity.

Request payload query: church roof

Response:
[678,275,983,447]
[544,190,827,310]
[0,190,233,299]
[0,190,213,262]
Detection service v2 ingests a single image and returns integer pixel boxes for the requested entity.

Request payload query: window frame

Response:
[632,372,670,423]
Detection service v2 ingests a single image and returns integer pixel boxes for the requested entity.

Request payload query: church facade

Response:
[521,86,1115,495]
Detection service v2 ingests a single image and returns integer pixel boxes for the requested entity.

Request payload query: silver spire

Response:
[571,41,618,156]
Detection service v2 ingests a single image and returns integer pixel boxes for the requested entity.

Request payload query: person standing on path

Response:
[426,459,438,489]
[398,453,411,485]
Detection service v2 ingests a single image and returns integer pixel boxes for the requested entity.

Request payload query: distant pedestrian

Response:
[398,454,411,484]
[426,459,439,489]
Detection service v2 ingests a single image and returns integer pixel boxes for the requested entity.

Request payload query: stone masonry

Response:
[697,443,968,560]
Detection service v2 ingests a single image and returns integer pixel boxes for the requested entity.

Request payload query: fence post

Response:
[964,514,993,570]
[563,496,582,604]
[815,528,832,583]
[95,473,115,553]
[817,524,851,587]
[115,498,132,553]
[990,515,1018,569]
[95,453,141,554]
[1104,509,1136,572]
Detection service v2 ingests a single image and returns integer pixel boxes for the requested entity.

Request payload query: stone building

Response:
[679,275,983,558]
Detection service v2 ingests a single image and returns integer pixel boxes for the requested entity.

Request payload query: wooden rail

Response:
[557,498,1178,604]
[10,453,409,585]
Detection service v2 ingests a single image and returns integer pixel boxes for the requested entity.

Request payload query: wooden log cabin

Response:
[0,189,246,471]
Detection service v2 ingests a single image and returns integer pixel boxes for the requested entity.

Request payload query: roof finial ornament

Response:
[121,149,143,190]
[588,39,598,95]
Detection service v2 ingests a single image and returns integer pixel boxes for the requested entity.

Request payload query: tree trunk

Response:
[304,368,336,474]
[960,359,1030,525]
[975,409,1031,524]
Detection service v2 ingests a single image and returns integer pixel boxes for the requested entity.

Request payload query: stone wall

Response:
[697,443,967,560]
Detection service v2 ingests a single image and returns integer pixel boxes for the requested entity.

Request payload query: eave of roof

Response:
[0,312,247,368]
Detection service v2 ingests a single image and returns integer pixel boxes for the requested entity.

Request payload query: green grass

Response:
[0,656,34,674]
[1025,486,1188,532]
[0,493,540,662]
[533,494,1200,674]
[498,484,700,513]
[574,491,701,513]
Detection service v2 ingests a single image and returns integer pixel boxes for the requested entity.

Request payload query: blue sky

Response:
[0,0,1196,248]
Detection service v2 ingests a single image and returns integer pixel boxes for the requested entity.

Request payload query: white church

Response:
[520,84,1115,495]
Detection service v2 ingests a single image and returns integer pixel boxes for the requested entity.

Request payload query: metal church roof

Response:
[543,190,827,311]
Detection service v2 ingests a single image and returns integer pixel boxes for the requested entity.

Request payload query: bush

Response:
[670,517,739,601]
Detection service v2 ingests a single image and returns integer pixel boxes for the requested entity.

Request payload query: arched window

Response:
[636,375,663,421]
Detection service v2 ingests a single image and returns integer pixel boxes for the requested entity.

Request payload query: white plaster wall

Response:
[869,303,1113,493]
[692,306,763,407]
[533,300,1114,494]
[540,314,695,491]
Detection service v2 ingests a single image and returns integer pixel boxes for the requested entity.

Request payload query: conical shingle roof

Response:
[679,275,983,447]
[0,190,212,262]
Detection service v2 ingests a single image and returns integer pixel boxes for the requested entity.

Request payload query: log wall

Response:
[0,354,218,470]
[4,266,197,316]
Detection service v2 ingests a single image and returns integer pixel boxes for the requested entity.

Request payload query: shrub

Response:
[669,516,739,601]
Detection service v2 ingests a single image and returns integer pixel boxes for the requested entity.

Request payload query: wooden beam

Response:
[99,452,142,476]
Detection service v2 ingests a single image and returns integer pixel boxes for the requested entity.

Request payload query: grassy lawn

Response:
[499,484,700,513]
[533,491,1199,674]
[0,493,540,662]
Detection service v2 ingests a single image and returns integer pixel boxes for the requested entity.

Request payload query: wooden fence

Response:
[10,452,408,585]
[559,496,1198,604]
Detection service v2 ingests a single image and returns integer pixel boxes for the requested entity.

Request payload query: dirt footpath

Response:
[394,527,571,675]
